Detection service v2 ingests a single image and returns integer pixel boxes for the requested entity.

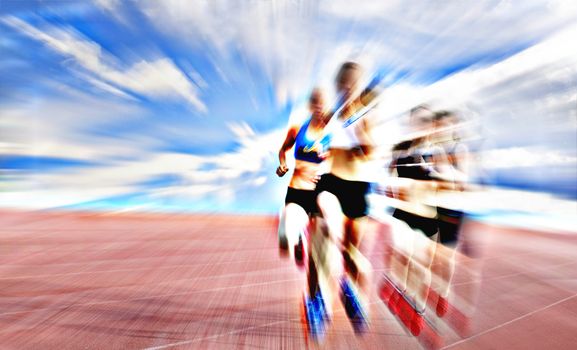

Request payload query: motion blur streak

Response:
[0,0,576,349]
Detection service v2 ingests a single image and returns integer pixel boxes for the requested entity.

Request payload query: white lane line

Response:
[143,320,288,350]
[441,293,577,349]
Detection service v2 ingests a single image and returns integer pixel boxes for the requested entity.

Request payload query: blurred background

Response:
[1,0,576,217]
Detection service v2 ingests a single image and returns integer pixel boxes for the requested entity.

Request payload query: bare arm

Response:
[276,126,297,177]
[351,115,376,160]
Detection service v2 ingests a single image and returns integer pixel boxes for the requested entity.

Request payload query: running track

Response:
[0,210,575,349]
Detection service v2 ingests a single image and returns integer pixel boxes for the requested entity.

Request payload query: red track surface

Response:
[0,210,575,349]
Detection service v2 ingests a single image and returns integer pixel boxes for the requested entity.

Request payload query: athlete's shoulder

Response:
[287,105,310,129]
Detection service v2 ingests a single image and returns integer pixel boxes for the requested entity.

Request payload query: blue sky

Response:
[1,0,576,213]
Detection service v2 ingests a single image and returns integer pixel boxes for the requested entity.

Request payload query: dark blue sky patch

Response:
[1,155,101,171]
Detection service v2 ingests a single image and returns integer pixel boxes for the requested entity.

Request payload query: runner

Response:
[306,62,378,336]
[380,106,474,337]
[382,105,439,335]
[277,88,330,266]
[429,110,470,317]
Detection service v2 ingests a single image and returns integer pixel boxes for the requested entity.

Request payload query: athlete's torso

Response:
[328,100,374,182]
[290,118,329,190]
[294,118,328,164]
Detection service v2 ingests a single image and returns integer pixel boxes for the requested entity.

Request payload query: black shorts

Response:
[285,187,318,214]
[436,207,464,245]
[315,173,370,219]
[393,207,463,245]
[392,208,438,237]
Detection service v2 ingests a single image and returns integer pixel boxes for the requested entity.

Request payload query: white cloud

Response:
[0,81,160,161]
[136,0,577,109]
[110,58,206,111]
[1,16,206,112]
[322,0,577,68]
[1,113,283,209]
[365,22,577,151]
[483,147,577,169]
[138,0,323,106]
[94,0,120,12]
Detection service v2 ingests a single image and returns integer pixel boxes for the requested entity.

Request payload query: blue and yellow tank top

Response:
[294,118,331,164]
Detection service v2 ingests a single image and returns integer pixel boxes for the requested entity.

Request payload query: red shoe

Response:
[397,295,414,325]
[411,312,424,336]
[436,296,449,318]
[388,290,401,315]
[379,278,395,302]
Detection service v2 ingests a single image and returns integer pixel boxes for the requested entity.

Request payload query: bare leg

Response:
[278,203,309,260]
[308,216,341,317]
[405,231,435,312]
[343,217,372,306]
[316,191,346,242]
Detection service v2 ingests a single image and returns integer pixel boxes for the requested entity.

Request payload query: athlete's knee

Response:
[285,203,308,221]
[317,191,340,213]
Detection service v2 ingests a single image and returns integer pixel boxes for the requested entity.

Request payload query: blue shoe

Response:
[340,278,369,334]
[304,295,325,340]
[315,290,330,324]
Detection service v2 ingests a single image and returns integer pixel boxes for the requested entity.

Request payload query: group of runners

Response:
[276,61,474,340]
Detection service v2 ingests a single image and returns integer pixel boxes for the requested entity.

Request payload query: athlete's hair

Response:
[392,140,414,152]
[335,61,361,83]
[309,88,323,103]
[410,104,431,116]
[433,110,456,121]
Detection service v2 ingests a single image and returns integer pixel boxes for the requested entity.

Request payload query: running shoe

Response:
[294,234,305,266]
[278,232,288,251]
[396,292,425,336]
[315,289,330,323]
[436,295,449,318]
[340,277,369,334]
[303,294,325,340]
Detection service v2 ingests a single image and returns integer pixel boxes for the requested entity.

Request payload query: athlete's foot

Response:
[411,310,425,336]
[388,289,401,315]
[379,278,395,303]
[380,276,401,315]
[294,235,305,266]
[340,277,369,334]
[303,293,326,341]
[436,296,449,318]
[315,289,331,323]
[395,294,425,336]
[278,233,289,258]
